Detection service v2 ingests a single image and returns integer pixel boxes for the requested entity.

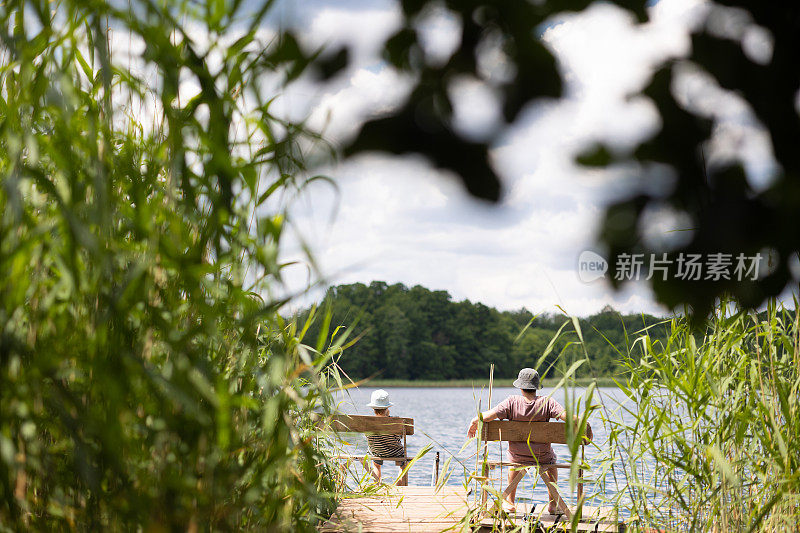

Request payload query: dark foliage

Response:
[300,282,667,380]
[583,3,800,319]
[325,1,799,317]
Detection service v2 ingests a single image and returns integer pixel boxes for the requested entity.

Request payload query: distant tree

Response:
[413,341,457,380]
[305,282,668,380]
[377,305,412,378]
[512,329,553,373]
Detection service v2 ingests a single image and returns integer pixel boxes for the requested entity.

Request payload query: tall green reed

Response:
[469,298,799,532]
[610,300,800,532]
[0,1,343,529]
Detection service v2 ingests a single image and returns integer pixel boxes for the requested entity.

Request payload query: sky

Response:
[267,0,783,317]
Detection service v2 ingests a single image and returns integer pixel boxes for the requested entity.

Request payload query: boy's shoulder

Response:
[502,394,526,406]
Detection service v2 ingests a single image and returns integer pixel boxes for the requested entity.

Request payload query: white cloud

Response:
[295,1,401,62]
[277,0,786,317]
[306,66,414,140]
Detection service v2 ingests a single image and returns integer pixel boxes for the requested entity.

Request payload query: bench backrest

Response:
[330,414,414,436]
[482,421,590,444]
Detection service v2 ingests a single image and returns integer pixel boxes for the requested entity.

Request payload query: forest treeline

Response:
[300,282,670,380]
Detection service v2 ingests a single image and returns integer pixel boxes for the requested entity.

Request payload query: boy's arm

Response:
[556,411,593,441]
[467,407,501,438]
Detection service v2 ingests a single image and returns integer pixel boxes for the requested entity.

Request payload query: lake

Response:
[332,386,641,511]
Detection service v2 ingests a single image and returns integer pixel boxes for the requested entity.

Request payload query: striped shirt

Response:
[366,433,405,459]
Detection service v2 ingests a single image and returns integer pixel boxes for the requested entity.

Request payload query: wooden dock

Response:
[476,502,624,532]
[320,486,625,532]
[320,486,470,532]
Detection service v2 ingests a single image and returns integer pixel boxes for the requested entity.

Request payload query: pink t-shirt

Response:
[494,394,566,465]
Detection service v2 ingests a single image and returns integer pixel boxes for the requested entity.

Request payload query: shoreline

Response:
[357,377,619,388]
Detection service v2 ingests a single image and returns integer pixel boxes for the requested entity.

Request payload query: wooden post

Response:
[480,364,494,511]
[499,430,503,510]
[398,425,409,486]
[488,364,494,411]
[474,397,481,507]
[431,451,440,486]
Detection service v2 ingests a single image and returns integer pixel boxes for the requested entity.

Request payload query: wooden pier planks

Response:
[477,503,624,532]
[321,486,625,532]
[320,486,470,532]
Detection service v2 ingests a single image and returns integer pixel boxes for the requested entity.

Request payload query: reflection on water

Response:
[332,386,644,512]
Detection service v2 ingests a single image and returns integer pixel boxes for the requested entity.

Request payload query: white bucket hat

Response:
[367,389,393,409]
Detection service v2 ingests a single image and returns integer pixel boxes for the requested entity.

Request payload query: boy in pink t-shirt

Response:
[467,368,592,516]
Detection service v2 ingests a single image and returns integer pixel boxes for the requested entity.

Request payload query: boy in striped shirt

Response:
[366,389,408,485]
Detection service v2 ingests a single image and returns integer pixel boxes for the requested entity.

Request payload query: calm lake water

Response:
[332,386,642,510]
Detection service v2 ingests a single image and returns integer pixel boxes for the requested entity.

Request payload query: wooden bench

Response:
[479,420,591,511]
[329,414,415,486]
